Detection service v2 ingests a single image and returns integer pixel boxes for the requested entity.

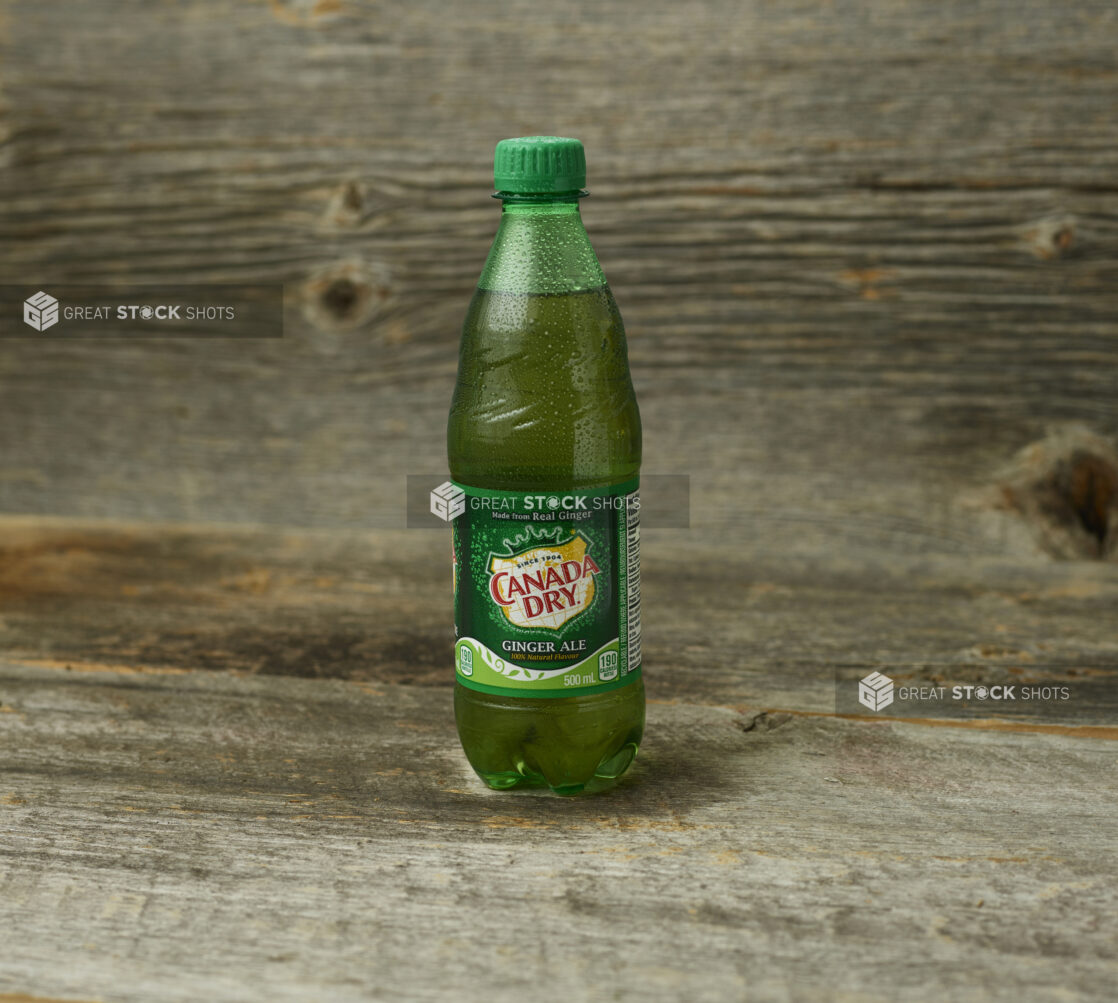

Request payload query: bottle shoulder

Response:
[449,208,640,490]
[447,287,642,491]
[478,207,607,296]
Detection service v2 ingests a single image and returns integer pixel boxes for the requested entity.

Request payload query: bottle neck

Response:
[500,198,580,212]
[477,196,606,294]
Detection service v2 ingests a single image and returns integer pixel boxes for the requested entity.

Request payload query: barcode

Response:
[625,489,641,671]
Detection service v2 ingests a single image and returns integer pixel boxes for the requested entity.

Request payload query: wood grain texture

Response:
[1,658,1116,1003]
[1,4,1117,997]
[0,996,99,1003]
[0,516,1114,723]
[0,0,1115,546]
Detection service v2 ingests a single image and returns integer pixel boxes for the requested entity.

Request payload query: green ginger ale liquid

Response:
[448,137,644,795]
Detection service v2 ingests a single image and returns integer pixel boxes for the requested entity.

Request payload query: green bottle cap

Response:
[493,136,586,193]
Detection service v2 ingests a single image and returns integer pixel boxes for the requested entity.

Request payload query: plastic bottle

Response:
[448,136,644,795]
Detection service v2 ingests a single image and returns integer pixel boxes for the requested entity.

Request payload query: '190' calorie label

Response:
[451,478,641,697]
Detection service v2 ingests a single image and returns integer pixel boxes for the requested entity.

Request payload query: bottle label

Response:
[452,478,641,697]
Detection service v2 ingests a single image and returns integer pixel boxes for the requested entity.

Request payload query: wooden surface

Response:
[0,516,1116,723]
[1,517,1116,1001]
[2,0,1118,999]
[2,658,1117,1003]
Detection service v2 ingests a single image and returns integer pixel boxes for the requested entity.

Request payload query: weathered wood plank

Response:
[1,659,1116,1002]
[1,517,1115,723]
[0,996,97,1003]
[1,6,1116,999]
[0,0,1116,542]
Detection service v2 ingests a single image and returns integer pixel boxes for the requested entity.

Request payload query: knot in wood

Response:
[1024,215,1076,260]
[999,429,1118,559]
[302,260,391,333]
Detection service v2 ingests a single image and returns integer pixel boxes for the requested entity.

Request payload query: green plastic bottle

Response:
[448,136,644,796]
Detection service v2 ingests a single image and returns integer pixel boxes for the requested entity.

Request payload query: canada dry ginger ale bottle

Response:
[448,136,644,795]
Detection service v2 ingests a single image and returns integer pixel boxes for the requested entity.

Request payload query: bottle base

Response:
[455,681,645,797]
[473,740,639,796]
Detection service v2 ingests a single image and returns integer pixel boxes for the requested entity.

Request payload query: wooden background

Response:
[1,2,1117,1001]
[0,0,1113,544]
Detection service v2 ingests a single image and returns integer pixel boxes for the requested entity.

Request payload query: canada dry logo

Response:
[23,291,59,332]
[430,481,466,522]
[488,530,600,630]
[858,670,894,712]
